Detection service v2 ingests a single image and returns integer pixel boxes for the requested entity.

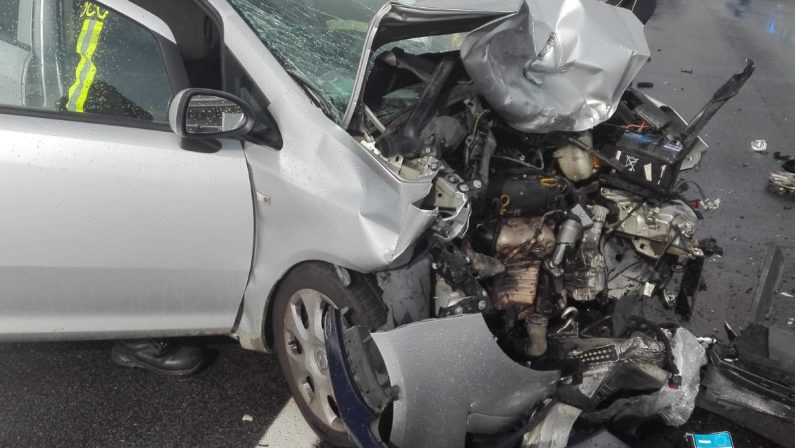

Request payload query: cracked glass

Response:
[228,0,463,124]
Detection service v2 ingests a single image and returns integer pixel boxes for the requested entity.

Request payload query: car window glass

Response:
[0,0,173,125]
[228,0,463,124]
[0,0,21,43]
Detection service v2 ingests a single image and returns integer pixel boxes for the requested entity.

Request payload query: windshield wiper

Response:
[288,73,334,119]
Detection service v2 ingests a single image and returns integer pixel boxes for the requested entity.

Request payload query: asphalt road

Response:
[1,0,794,446]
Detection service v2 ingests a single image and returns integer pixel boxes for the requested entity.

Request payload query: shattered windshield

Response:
[228,0,383,122]
[228,0,462,123]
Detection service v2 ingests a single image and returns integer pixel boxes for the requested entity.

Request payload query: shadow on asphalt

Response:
[0,338,293,447]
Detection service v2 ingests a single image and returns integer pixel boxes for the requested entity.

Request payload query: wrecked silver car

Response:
[278,0,759,446]
[0,0,773,445]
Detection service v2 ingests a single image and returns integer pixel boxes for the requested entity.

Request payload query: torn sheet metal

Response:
[581,328,706,426]
[460,0,651,133]
[371,314,560,448]
[643,93,709,170]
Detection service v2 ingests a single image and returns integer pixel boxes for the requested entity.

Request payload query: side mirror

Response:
[169,89,254,141]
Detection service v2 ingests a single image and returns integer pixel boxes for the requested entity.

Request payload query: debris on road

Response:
[688,431,734,448]
[681,67,694,74]
[751,139,768,152]
[700,198,721,210]
[242,414,254,423]
[768,160,795,197]
[768,171,795,196]
[637,81,655,88]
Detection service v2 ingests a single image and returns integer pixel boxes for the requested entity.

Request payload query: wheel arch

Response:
[246,259,383,353]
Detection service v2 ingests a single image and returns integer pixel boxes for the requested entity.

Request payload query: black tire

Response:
[272,262,387,447]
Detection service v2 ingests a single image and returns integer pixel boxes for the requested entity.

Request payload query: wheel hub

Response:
[314,345,329,374]
[282,289,343,431]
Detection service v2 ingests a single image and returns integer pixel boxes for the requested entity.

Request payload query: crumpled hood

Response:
[461,0,651,132]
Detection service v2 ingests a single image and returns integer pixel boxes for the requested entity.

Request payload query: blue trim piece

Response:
[324,308,385,448]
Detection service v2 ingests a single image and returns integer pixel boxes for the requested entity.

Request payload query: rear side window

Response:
[0,0,174,125]
[0,0,20,43]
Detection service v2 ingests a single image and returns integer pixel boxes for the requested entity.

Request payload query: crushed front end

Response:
[329,0,756,446]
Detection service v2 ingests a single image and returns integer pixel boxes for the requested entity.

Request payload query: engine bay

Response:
[355,49,712,338]
[336,29,756,446]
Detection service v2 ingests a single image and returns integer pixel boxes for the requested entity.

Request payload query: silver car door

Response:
[0,0,253,340]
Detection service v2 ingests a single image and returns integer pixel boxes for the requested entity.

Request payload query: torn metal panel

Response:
[643,93,709,170]
[371,0,522,48]
[460,0,650,133]
[371,314,560,448]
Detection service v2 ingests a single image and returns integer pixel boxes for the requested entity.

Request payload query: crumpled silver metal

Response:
[460,0,651,133]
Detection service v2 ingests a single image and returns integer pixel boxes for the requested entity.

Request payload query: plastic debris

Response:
[768,171,795,197]
[581,329,707,426]
[779,291,794,298]
[242,414,254,423]
[751,139,768,152]
[637,81,655,88]
[699,198,721,210]
[681,68,693,74]
[688,432,734,448]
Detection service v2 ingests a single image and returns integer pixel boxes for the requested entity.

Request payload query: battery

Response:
[601,132,684,189]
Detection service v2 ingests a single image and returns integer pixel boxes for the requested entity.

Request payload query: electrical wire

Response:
[677,180,707,200]
[490,155,545,172]
[470,110,491,138]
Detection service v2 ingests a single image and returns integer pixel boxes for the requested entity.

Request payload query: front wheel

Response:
[272,262,387,447]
